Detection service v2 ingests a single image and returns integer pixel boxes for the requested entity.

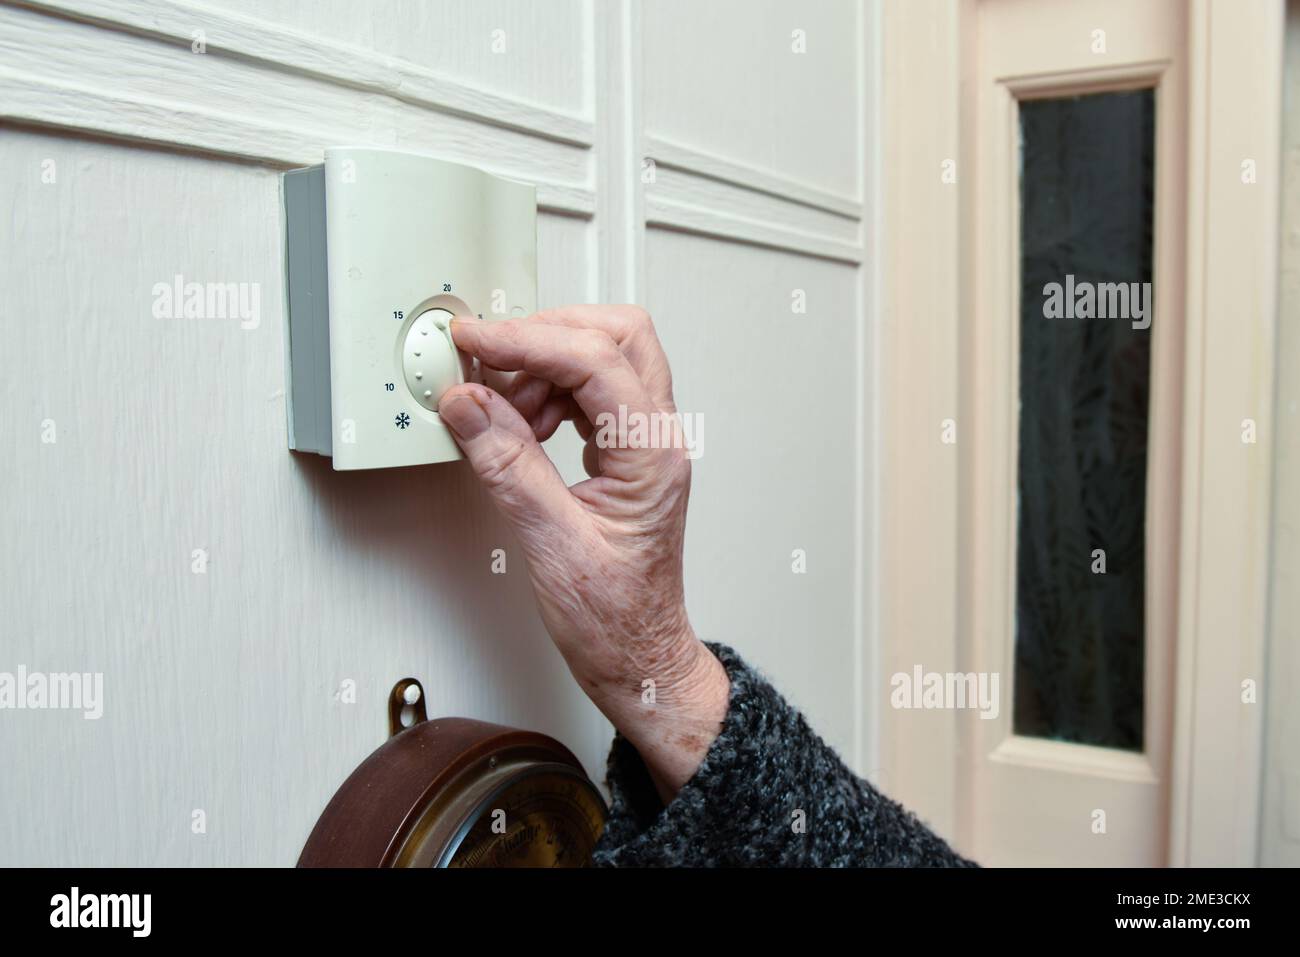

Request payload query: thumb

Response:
[439,383,583,537]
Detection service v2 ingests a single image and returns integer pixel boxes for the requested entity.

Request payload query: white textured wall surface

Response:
[0,0,872,865]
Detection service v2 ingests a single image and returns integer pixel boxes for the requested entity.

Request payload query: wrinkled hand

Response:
[438,306,728,802]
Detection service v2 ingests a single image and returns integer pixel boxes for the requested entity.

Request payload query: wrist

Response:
[591,627,730,803]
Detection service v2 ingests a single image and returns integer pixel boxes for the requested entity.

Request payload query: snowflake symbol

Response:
[394,412,411,429]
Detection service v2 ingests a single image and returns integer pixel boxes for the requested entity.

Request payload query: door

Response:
[880,0,1282,867]
[966,0,1186,867]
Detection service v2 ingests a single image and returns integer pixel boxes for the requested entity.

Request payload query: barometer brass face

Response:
[298,679,607,868]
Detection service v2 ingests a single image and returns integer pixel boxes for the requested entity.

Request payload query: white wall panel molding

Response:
[2,2,868,259]
[642,135,864,264]
[645,193,862,264]
[14,0,596,146]
[0,1,595,216]
[855,0,881,780]
[650,164,859,246]
[647,134,862,218]
[594,0,645,302]
[0,68,595,217]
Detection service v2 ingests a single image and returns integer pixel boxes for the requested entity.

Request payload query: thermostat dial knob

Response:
[401,309,461,412]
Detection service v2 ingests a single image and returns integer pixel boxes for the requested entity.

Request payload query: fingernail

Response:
[448,317,478,344]
[439,393,490,440]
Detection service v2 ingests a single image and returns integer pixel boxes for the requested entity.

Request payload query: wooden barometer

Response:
[298,678,608,867]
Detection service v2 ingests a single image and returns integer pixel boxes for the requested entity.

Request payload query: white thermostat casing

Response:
[282,147,537,470]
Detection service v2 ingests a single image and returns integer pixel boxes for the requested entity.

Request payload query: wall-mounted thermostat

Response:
[281,147,537,469]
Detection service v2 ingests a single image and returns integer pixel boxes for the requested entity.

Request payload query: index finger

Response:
[530,306,675,411]
[450,317,660,432]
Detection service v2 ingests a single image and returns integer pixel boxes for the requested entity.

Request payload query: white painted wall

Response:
[0,0,873,864]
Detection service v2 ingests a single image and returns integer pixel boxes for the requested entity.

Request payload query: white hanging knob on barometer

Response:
[281,147,537,469]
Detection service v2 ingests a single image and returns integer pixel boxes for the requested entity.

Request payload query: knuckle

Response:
[648,446,691,490]
[580,329,622,368]
[621,305,653,331]
[667,452,692,488]
[495,319,524,345]
[476,438,532,495]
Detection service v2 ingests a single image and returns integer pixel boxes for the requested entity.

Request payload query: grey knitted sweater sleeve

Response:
[591,642,976,867]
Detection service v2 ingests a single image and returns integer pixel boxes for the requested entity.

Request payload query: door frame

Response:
[877,0,1283,866]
